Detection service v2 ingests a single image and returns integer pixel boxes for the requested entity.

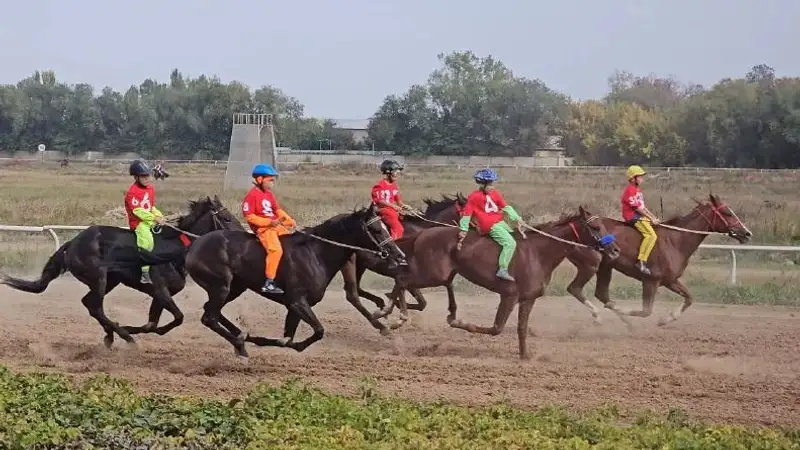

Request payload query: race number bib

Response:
[380,190,394,203]
[132,193,151,210]
[484,197,499,213]
[261,199,274,216]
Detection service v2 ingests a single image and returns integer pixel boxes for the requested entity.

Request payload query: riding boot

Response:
[636,260,652,275]
[140,271,152,284]
[261,279,284,295]
[496,268,515,281]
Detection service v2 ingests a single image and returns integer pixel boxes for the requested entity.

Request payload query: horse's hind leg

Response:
[77,277,134,348]
[657,279,693,326]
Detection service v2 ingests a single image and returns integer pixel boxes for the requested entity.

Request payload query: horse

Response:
[340,193,467,334]
[378,193,753,329]
[558,193,752,327]
[372,205,621,359]
[0,195,243,348]
[184,204,406,362]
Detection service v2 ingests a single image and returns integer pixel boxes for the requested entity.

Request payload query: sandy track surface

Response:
[0,278,798,426]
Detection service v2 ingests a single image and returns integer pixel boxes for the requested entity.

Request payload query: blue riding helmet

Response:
[252,163,279,178]
[474,168,498,183]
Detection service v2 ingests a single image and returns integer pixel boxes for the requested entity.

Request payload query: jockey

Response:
[457,168,523,281]
[241,163,297,295]
[371,159,408,266]
[124,159,165,285]
[622,165,660,275]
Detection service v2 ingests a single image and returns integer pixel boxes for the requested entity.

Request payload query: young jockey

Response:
[621,165,660,275]
[124,160,165,285]
[241,163,297,295]
[457,168,523,281]
[371,159,408,266]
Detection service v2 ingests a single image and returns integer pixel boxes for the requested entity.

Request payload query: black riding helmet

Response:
[380,159,404,174]
[129,159,151,176]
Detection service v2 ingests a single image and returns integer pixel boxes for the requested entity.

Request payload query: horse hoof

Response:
[276,337,291,346]
[379,327,392,337]
[237,355,249,365]
[103,336,114,349]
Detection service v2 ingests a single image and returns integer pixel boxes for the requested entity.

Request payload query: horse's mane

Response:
[302,207,368,235]
[531,211,584,230]
[422,193,466,214]
[175,197,214,226]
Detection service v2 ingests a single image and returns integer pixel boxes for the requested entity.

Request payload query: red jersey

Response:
[371,179,401,210]
[621,184,645,221]
[124,183,157,229]
[242,186,280,232]
[462,189,508,234]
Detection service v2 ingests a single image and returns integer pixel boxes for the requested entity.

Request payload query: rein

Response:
[277,216,389,257]
[519,216,602,249]
[404,208,458,228]
[653,202,751,236]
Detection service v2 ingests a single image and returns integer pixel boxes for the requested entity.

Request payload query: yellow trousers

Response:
[633,218,657,262]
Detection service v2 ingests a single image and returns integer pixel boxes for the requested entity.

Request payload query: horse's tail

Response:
[0,241,70,293]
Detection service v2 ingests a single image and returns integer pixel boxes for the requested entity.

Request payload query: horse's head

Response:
[693,194,752,243]
[574,205,621,260]
[178,195,245,234]
[357,204,407,263]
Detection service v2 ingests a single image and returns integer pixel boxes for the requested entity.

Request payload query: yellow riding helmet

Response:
[626,165,646,180]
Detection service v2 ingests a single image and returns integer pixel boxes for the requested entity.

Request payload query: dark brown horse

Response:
[373,206,621,359]
[0,196,243,347]
[560,194,752,327]
[340,194,467,334]
[184,205,406,362]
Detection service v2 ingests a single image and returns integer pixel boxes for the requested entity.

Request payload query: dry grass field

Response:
[1,161,799,305]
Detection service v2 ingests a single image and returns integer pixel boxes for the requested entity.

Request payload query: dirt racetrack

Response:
[0,278,798,427]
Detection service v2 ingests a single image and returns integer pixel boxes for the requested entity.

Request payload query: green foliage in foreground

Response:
[0,368,797,449]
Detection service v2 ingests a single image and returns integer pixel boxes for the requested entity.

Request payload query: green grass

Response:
[0,367,796,449]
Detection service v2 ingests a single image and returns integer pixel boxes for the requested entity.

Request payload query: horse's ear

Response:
[213,194,221,205]
[579,204,586,215]
[206,195,211,203]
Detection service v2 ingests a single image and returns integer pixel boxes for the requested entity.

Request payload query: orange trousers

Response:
[256,227,288,279]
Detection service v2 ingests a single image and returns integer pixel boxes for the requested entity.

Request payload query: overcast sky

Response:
[1,0,796,119]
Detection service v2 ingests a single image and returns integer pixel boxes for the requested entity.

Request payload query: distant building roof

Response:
[333,119,370,130]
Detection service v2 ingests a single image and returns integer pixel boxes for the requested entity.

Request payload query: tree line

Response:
[1,53,798,167]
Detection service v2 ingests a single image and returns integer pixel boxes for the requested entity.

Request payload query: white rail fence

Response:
[1,225,799,285]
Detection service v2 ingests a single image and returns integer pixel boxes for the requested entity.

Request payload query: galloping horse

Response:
[340,194,467,334]
[373,206,621,359]
[184,205,406,362]
[377,193,753,328]
[561,194,752,326]
[0,196,244,347]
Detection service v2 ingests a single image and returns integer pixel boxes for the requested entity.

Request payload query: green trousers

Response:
[488,221,516,270]
[134,222,155,273]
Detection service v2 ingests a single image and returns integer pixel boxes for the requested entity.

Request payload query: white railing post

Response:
[729,249,737,285]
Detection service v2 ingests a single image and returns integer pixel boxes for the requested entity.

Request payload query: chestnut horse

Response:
[564,194,752,327]
[372,206,621,359]
[379,193,752,329]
